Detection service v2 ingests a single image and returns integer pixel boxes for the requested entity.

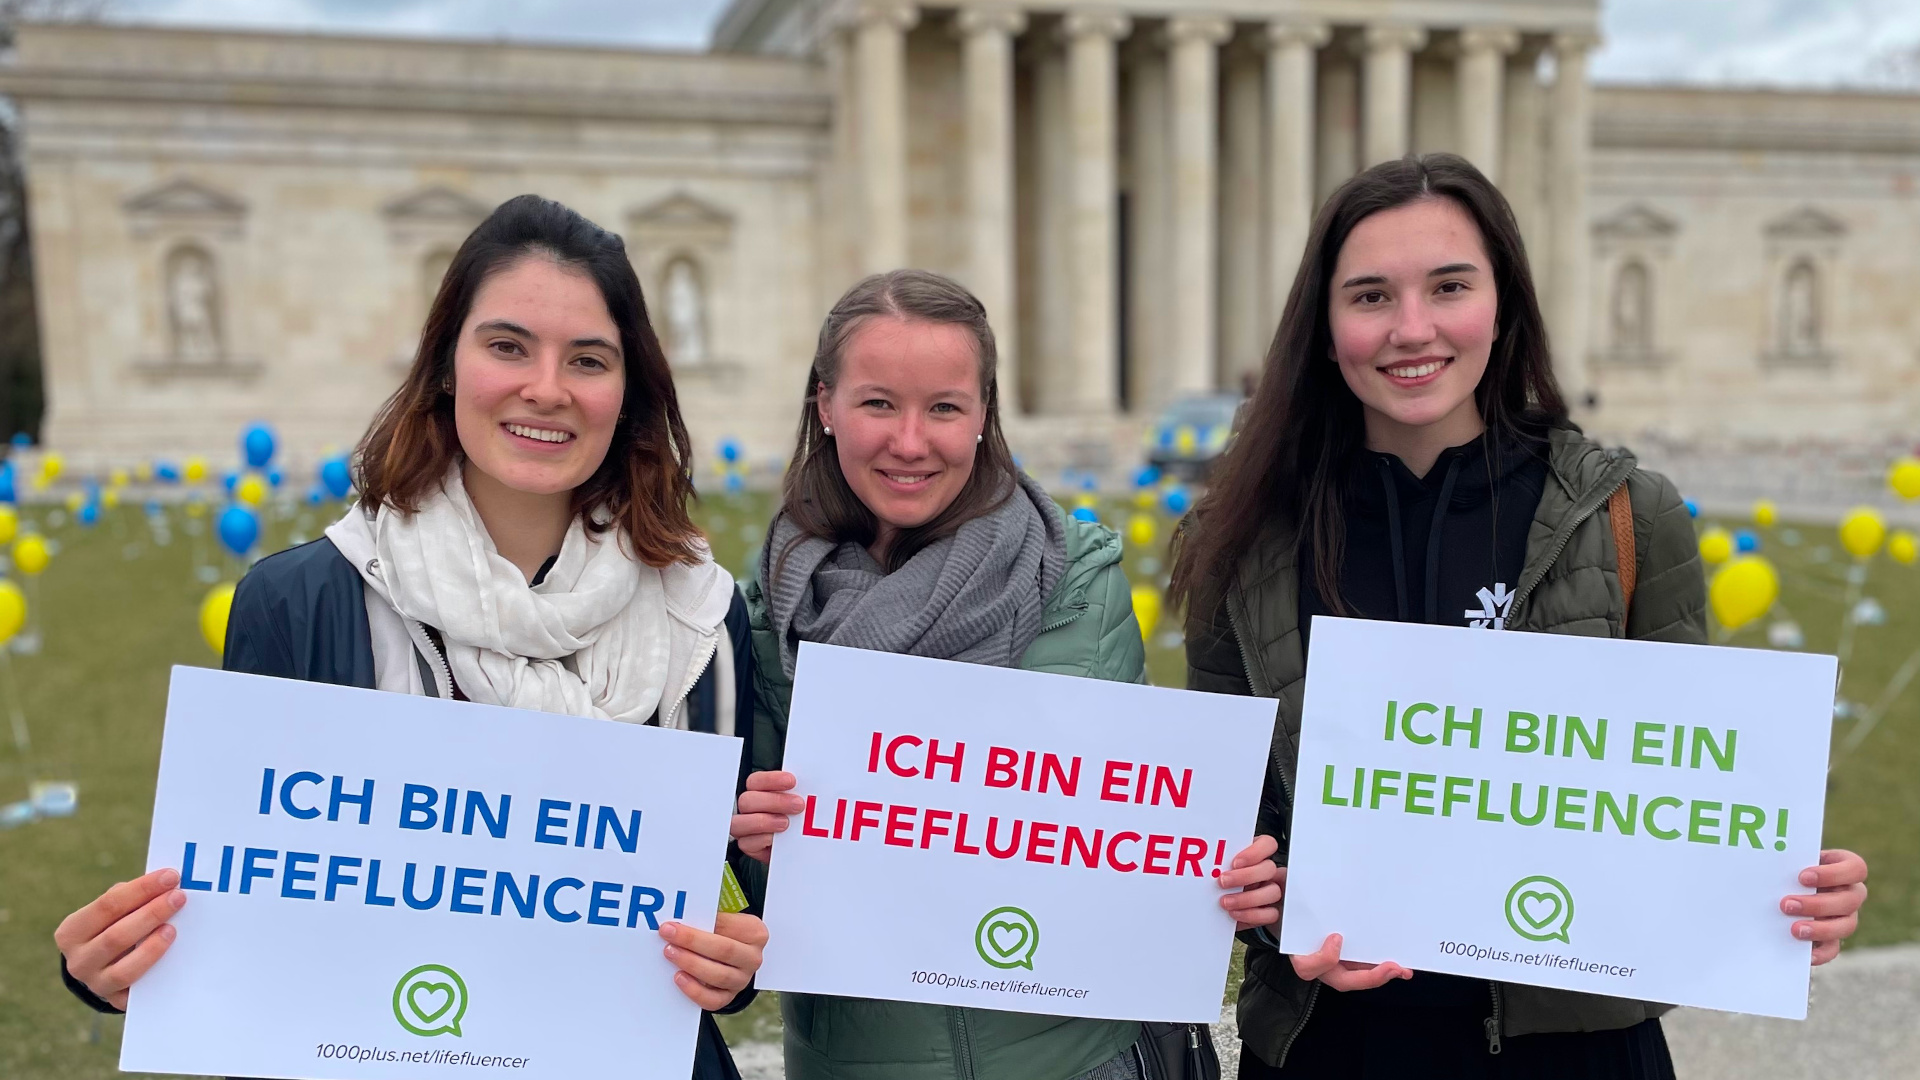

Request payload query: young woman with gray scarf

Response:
[727,269,1285,1080]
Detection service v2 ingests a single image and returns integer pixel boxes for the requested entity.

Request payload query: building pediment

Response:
[1765,206,1847,239]
[1593,203,1678,239]
[631,192,734,230]
[124,178,246,219]
[383,186,491,224]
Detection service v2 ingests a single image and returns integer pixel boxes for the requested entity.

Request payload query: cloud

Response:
[1595,0,1920,88]
[113,0,729,50]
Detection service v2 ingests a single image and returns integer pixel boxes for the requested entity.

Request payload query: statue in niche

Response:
[663,257,707,364]
[166,244,221,363]
[1781,259,1821,357]
[1612,260,1652,355]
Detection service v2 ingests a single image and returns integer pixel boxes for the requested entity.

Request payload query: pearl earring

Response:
[976,434,983,444]
[823,425,833,436]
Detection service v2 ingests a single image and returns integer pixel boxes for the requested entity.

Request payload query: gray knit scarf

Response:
[763,472,1069,680]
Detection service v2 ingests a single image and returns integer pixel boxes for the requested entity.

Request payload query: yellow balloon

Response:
[1072,492,1098,512]
[102,488,121,510]
[11,534,49,576]
[1133,491,1158,511]
[185,498,208,519]
[135,461,154,482]
[1709,556,1778,632]
[1131,583,1162,641]
[1752,500,1777,528]
[109,467,129,488]
[39,452,62,482]
[1698,527,1734,565]
[63,490,84,513]
[1127,514,1157,549]
[236,473,269,508]
[1889,458,1920,501]
[183,456,208,484]
[0,505,16,546]
[1174,426,1197,454]
[1839,507,1886,560]
[1890,530,1918,566]
[0,579,24,646]
[200,582,236,655]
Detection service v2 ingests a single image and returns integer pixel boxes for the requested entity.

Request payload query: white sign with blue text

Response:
[120,666,742,1080]
[1280,618,1837,1020]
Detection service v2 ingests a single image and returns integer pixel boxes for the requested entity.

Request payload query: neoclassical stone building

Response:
[3,0,1918,485]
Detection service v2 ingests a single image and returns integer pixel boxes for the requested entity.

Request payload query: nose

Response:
[889,411,929,461]
[520,351,571,410]
[1388,295,1437,349]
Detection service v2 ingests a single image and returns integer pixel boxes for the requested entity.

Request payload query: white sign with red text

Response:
[756,643,1276,1022]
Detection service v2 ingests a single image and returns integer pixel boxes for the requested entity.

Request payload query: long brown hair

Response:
[1169,153,1567,615]
[354,194,702,567]
[778,269,1018,573]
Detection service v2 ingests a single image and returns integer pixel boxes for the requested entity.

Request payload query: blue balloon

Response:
[306,485,326,506]
[1070,506,1099,523]
[9,432,30,448]
[1133,465,1162,488]
[242,424,276,469]
[1684,499,1699,519]
[718,438,742,465]
[217,505,260,556]
[77,501,99,527]
[267,468,284,488]
[1163,486,1192,516]
[223,471,239,494]
[0,461,13,504]
[145,500,164,517]
[1735,529,1761,553]
[154,461,180,483]
[1157,426,1176,450]
[723,472,745,495]
[320,457,352,500]
[1079,474,1098,493]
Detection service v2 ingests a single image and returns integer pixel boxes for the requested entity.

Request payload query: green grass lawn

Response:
[1,499,1913,1077]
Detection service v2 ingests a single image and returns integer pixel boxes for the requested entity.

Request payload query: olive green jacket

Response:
[741,515,1146,1080]
[1184,426,1707,1069]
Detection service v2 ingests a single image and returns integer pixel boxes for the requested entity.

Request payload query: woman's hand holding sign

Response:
[55,867,187,1011]
[1216,834,1286,932]
[1788,848,1868,965]
[732,770,802,863]
[1290,932,1414,991]
[661,913,768,1010]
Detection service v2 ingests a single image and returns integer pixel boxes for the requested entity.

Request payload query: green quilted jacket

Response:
[1185,425,1708,1069]
[741,514,1146,1080]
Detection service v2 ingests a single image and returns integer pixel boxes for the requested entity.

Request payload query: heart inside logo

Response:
[1518,892,1562,929]
[987,921,1028,957]
[408,982,454,1023]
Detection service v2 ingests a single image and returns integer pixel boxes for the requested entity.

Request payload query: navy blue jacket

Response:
[64,537,759,1080]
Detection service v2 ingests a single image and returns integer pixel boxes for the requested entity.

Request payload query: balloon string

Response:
[0,651,28,755]
[1831,642,1920,772]
[1833,559,1868,699]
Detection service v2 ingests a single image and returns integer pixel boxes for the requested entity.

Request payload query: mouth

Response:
[502,421,576,447]
[876,469,938,490]
[1379,356,1452,384]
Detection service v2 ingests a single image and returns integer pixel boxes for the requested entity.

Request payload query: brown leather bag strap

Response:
[1608,484,1637,627]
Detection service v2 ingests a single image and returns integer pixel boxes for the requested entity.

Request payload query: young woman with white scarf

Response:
[55,195,766,1080]
[726,269,1286,1080]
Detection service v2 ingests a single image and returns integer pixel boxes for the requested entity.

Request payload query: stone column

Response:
[1125,38,1170,411]
[1061,10,1130,414]
[1456,27,1517,181]
[1219,40,1265,385]
[1502,39,1547,279]
[1265,20,1329,328]
[1362,23,1427,165]
[851,0,919,273]
[1166,13,1232,397]
[1548,31,1599,409]
[957,6,1027,413]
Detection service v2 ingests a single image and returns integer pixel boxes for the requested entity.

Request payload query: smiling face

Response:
[450,255,626,497]
[1328,196,1499,456]
[817,315,986,553]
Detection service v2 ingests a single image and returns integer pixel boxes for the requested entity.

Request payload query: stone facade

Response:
[1,2,1918,483]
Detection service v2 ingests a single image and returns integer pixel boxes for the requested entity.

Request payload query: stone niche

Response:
[626,192,735,374]
[1760,206,1846,370]
[1591,203,1679,369]
[124,178,259,381]
[383,186,493,368]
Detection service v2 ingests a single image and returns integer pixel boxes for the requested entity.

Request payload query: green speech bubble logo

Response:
[1504,875,1575,944]
[975,906,1040,970]
[392,963,469,1037]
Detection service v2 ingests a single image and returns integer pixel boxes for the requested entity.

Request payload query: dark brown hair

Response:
[778,269,1018,573]
[354,194,702,567]
[1169,153,1567,614]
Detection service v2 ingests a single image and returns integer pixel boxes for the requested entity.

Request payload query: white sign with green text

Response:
[1279,618,1837,1019]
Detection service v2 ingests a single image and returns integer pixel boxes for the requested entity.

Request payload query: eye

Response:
[1436,280,1470,296]
[573,354,609,371]
[490,339,525,357]
[1354,290,1388,306]
[862,398,893,411]
[931,402,961,415]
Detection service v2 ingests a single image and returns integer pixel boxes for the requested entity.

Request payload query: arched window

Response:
[661,255,708,364]
[1611,260,1652,355]
[165,243,222,363]
[1780,258,1821,357]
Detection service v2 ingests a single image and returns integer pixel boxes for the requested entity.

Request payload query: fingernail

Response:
[169,889,187,908]
[159,869,179,888]
[1796,924,1813,939]
[774,818,789,831]
[158,923,176,941]
[1800,870,1818,886]
[1783,899,1802,914]
[663,944,680,959]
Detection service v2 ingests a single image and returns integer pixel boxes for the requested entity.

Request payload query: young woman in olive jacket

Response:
[1172,155,1870,1079]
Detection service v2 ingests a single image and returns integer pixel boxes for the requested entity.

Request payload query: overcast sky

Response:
[105,0,1920,90]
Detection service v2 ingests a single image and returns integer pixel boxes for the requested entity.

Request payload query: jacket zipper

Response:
[1485,983,1505,1054]
[412,619,454,699]
[1222,588,1318,1068]
[949,1007,976,1080]
[1040,603,1088,635]
[1505,470,1633,628]
[662,635,720,729]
